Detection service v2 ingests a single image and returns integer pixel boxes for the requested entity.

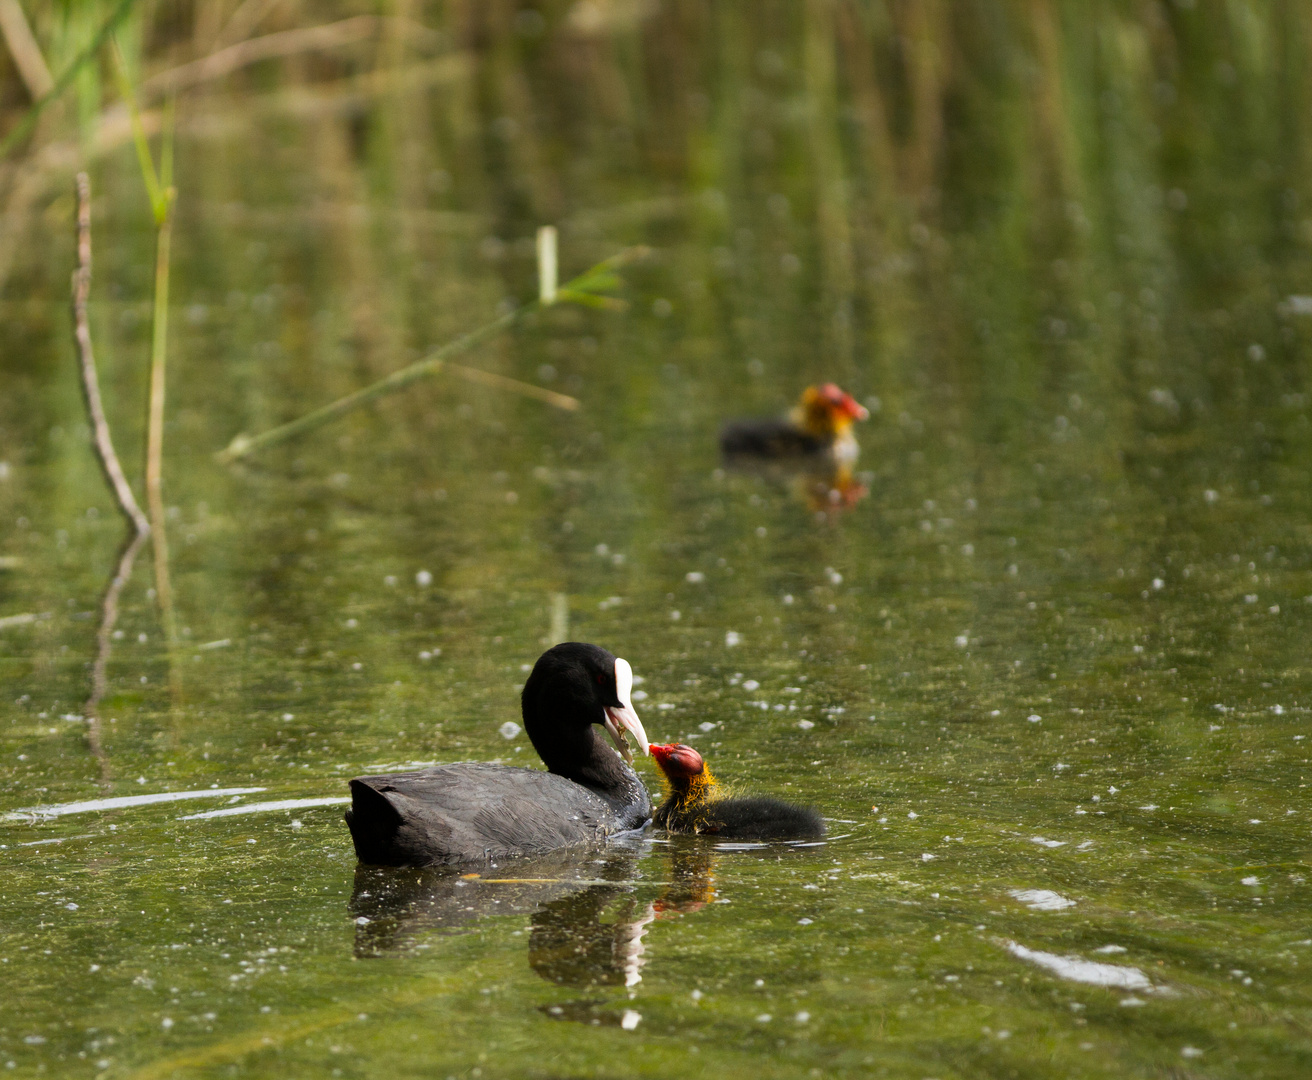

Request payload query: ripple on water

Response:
[3,787,266,821]
[178,797,351,820]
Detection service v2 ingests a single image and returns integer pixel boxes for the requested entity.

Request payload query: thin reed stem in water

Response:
[145,186,177,644]
[537,225,557,304]
[71,172,151,781]
[71,172,150,537]
[549,593,569,645]
[114,39,179,643]
[217,246,647,463]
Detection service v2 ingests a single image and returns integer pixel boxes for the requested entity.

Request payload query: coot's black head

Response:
[521,643,650,781]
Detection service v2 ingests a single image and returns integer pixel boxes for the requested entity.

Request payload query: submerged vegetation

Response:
[2,2,1312,1078]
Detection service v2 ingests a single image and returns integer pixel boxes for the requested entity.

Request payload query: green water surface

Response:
[3,3,1312,1077]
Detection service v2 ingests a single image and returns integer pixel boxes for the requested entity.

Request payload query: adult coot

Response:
[649,742,825,839]
[345,643,651,866]
[719,383,869,465]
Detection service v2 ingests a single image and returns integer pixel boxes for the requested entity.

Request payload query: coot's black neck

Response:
[524,705,648,820]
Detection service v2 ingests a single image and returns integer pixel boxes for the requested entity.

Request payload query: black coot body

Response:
[345,643,651,867]
[649,743,825,840]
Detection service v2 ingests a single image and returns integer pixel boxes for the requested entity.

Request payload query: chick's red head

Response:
[813,382,870,421]
[648,742,706,779]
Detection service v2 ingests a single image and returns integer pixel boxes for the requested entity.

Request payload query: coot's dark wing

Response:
[719,418,825,458]
[346,763,620,867]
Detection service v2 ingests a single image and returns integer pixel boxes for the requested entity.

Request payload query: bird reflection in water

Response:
[348,838,718,994]
[348,838,817,1029]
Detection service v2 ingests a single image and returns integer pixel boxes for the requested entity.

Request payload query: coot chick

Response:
[719,383,870,465]
[649,743,825,840]
[345,643,651,867]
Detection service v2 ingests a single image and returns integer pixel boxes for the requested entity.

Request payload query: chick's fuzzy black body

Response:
[718,418,829,459]
[344,643,651,867]
[654,791,825,840]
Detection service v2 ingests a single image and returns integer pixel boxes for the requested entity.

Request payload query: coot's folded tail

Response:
[345,778,409,865]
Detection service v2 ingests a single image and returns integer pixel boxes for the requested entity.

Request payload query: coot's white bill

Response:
[604,656,649,759]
